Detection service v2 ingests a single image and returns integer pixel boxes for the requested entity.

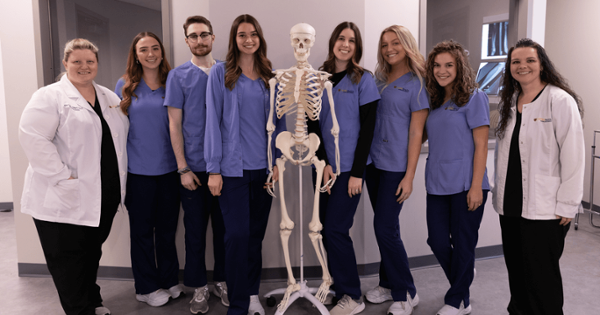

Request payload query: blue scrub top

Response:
[370,73,429,172]
[204,62,286,177]
[163,60,219,172]
[239,74,268,170]
[425,89,490,195]
[115,78,177,175]
[319,72,380,173]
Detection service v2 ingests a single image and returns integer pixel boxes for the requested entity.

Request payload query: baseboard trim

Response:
[581,201,600,214]
[0,202,13,211]
[18,244,503,281]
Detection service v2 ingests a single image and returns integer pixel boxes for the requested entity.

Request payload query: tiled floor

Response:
[2,210,600,314]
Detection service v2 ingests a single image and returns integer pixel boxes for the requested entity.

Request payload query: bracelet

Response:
[177,166,191,175]
[209,172,221,175]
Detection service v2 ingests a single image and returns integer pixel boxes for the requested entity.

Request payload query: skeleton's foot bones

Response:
[278,283,301,312]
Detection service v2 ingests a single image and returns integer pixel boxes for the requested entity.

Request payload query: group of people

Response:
[18,12,584,315]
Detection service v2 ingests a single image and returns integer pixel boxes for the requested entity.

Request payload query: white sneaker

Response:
[329,295,365,315]
[136,289,170,307]
[94,306,111,315]
[388,301,413,315]
[365,286,392,304]
[190,285,210,314]
[168,284,184,299]
[248,295,265,315]
[408,292,419,307]
[213,281,230,306]
[436,301,472,315]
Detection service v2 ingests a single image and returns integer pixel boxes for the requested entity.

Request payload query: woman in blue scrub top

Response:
[364,25,428,315]
[115,32,181,307]
[312,21,380,315]
[204,14,285,315]
[424,40,490,315]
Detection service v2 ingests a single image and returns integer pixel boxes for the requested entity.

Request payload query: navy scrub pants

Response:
[33,193,120,315]
[180,171,226,288]
[219,169,272,315]
[500,215,569,315]
[365,164,416,302]
[317,171,362,300]
[125,171,181,295]
[426,190,487,309]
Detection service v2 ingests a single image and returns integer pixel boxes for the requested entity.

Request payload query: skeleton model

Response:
[265,23,340,313]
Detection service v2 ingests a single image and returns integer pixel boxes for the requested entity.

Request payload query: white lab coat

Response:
[19,75,129,227]
[492,84,584,220]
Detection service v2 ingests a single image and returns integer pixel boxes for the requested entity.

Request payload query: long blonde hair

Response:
[375,25,425,87]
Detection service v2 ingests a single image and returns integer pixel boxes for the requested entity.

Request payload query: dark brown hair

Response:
[183,15,213,36]
[425,40,477,110]
[224,14,273,90]
[496,38,583,139]
[120,32,171,115]
[319,22,364,84]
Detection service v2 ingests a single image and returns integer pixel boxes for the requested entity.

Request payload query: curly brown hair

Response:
[319,22,364,84]
[496,38,583,139]
[224,14,273,90]
[119,32,171,115]
[425,40,477,110]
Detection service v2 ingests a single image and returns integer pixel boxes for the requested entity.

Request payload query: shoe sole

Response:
[365,295,393,304]
[190,306,209,315]
[351,303,366,314]
[136,295,169,307]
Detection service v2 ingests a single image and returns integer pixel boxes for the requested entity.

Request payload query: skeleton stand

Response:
[264,164,330,315]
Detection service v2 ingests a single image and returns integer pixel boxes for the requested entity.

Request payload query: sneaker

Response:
[436,302,472,315]
[365,286,392,304]
[329,294,365,315]
[136,289,170,307]
[408,292,419,307]
[213,281,230,306]
[388,301,413,315]
[95,306,111,315]
[248,295,265,315]
[190,285,210,314]
[168,284,184,299]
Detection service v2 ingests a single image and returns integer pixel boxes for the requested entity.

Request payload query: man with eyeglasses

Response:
[164,15,227,315]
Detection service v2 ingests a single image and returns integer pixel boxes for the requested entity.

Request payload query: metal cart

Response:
[575,130,600,230]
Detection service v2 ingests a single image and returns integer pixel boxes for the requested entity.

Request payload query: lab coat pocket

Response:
[535,174,560,216]
[43,179,81,210]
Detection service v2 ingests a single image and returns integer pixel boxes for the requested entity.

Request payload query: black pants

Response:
[500,215,570,315]
[34,197,119,315]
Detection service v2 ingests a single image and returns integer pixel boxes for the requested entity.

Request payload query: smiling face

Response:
[510,47,542,86]
[185,22,214,57]
[135,36,162,71]
[236,22,260,56]
[333,28,356,64]
[433,52,457,94]
[63,49,98,87]
[381,31,406,68]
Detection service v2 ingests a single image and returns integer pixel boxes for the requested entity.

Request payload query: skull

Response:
[290,23,315,63]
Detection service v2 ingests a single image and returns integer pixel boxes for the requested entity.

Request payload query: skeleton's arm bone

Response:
[267,77,278,178]
[324,80,340,177]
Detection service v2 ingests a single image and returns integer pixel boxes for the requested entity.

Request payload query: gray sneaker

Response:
[212,281,230,307]
[329,295,365,315]
[190,285,210,314]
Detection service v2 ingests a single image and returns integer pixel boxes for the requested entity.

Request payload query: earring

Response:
[136,60,139,64]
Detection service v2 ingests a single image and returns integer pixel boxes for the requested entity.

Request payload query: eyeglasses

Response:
[186,32,212,42]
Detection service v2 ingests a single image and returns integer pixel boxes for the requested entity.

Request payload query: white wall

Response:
[8,0,502,274]
[545,0,599,206]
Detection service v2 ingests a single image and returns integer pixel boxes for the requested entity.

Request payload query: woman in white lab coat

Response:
[19,38,129,315]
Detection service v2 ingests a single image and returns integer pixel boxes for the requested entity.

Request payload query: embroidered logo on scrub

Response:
[445,105,459,111]
[533,118,552,122]
[337,89,354,93]
[393,86,409,92]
